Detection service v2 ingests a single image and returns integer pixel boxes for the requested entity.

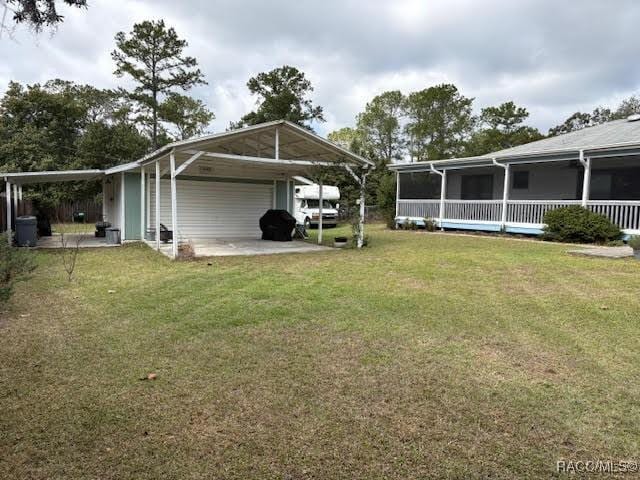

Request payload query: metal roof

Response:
[390,118,640,171]
[136,119,374,168]
[1,169,103,185]
[1,121,373,184]
[481,118,640,158]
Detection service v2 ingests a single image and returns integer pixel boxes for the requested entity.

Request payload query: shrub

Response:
[424,218,438,232]
[627,235,640,250]
[0,234,37,304]
[542,206,621,244]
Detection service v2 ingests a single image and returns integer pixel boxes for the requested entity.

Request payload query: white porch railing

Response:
[506,200,581,225]
[397,198,640,232]
[444,200,502,222]
[397,199,440,219]
[587,201,640,232]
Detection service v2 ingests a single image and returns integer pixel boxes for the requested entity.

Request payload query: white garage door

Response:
[150,179,273,240]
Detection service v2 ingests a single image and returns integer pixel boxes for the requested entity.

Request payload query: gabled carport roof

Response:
[135,120,374,168]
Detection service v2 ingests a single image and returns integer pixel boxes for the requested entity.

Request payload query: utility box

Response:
[15,216,37,247]
[105,227,121,245]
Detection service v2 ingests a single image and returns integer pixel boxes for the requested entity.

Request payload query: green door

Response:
[124,173,141,240]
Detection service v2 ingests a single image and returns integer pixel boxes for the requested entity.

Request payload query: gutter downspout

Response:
[493,158,510,230]
[429,163,446,230]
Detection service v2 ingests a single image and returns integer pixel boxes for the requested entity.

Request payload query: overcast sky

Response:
[1,0,639,136]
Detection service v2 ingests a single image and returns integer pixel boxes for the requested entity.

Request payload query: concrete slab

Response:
[35,233,119,249]
[146,238,335,258]
[568,245,634,259]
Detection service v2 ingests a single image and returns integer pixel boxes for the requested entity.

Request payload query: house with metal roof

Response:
[3,120,373,257]
[388,116,640,236]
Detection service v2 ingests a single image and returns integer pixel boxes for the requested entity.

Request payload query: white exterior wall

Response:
[103,174,121,229]
[446,168,505,199]
[149,178,274,241]
[509,163,580,200]
[443,162,580,200]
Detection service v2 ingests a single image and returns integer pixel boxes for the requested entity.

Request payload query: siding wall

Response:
[148,177,275,241]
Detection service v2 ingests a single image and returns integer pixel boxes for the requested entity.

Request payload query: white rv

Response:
[293,184,340,229]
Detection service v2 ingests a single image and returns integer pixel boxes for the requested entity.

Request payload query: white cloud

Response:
[1,0,639,136]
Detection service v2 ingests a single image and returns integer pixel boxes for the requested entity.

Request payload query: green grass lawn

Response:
[1,225,639,479]
[51,222,95,234]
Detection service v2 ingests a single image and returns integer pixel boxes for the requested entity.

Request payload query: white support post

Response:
[429,163,446,229]
[501,164,510,227]
[440,171,447,229]
[395,171,400,220]
[344,165,370,249]
[318,180,323,245]
[170,150,178,259]
[493,158,509,229]
[146,173,151,232]
[272,180,277,208]
[12,183,17,219]
[140,166,145,240]
[18,185,22,202]
[286,177,290,212]
[5,181,11,243]
[358,173,367,249]
[155,160,161,251]
[101,177,106,221]
[580,150,591,207]
[120,172,126,242]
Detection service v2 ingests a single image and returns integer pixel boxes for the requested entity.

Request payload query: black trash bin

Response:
[15,216,37,247]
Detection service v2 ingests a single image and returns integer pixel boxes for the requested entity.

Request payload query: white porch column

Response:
[155,160,161,252]
[18,185,22,202]
[429,163,446,229]
[580,150,591,207]
[140,166,146,240]
[318,180,323,244]
[120,172,125,242]
[5,180,11,243]
[501,163,510,227]
[170,150,178,259]
[492,158,509,229]
[395,171,400,220]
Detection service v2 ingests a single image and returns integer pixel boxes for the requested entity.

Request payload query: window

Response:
[306,199,334,209]
[398,172,441,199]
[461,174,494,200]
[512,171,529,190]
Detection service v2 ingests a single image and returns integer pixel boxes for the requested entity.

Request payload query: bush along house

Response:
[389,116,640,237]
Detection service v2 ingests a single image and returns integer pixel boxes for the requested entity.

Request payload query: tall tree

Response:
[234,65,324,130]
[112,20,206,149]
[0,80,148,205]
[548,109,611,136]
[465,101,543,155]
[405,84,474,161]
[614,96,640,119]
[159,93,214,140]
[355,90,405,166]
[5,0,86,31]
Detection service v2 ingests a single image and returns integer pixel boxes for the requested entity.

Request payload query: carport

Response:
[3,169,103,245]
[107,120,373,258]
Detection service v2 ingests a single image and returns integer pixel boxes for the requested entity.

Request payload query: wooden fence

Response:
[0,198,101,233]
